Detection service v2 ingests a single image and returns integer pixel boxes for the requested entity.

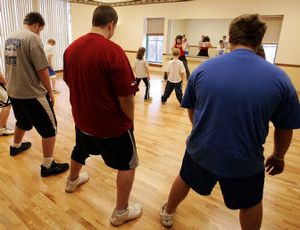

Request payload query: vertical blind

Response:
[0,0,70,73]
[0,0,33,72]
[39,0,70,70]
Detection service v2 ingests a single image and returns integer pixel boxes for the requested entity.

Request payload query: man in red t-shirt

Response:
[63,5,141,226]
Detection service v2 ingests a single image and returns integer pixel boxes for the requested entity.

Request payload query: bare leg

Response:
[165,175,190,213]
[14,125,26,144]
[239,201,263,230]
[68,159,83,181]
[116,169,135,210]
[0,105,11,128]
[42,136,56,158]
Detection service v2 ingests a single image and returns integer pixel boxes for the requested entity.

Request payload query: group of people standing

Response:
[0,5,300,230]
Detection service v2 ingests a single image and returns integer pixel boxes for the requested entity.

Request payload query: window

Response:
[262,44,278,64]
[146,35,164,63]
[145,18,164,64]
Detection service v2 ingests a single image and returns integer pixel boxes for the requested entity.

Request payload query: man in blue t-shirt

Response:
[160,14,300,229]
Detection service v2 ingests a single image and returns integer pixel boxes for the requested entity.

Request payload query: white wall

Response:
[70,0,300,65]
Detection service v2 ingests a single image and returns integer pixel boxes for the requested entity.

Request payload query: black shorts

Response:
[180,152,264,209]
[10,95,57,138]
[71,128,139,170]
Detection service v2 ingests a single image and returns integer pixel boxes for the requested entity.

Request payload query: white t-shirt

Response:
[216,45,226,55]
[166,59,185,83]
[134,59,149,78]
[44,44,54,57]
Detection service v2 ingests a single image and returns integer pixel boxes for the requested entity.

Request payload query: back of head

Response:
[229,14,267,49]
[48,38,56,45]
[136,47,146,60]
[92,5,118,27]
[172,48,180,57]
[23,12,45,26]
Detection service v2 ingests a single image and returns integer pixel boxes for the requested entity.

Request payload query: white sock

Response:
[43,157,53,169]
[13,142,21,148]
[116,208,127,215]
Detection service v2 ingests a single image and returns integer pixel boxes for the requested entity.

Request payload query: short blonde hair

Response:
[47,39,56,45]
[172,48,180,57]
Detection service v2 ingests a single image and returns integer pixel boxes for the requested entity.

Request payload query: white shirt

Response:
[216,45,227,55]
[44,44,54,57]
[134,59,149,78]
[166,59,185,83]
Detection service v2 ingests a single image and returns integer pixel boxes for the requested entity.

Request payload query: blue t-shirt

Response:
[182,49,300,178]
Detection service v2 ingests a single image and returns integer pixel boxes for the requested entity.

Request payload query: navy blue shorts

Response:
[48,67,56,78]
[180,152,264,209]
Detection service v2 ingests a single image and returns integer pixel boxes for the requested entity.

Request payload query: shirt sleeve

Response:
[180,62,185,74]
[110,48,139,97]
[181,73,196,108]
[165,62,170,73]
[271,77,300,129]
[30,36,49,71]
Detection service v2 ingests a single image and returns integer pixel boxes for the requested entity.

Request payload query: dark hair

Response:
[203,36,210,42]
[92,5,118,27]
[256,45,266,59]
[219,40,224,43]
[136,47,146,60]
[229,14,267,49]
[23,12,45,26]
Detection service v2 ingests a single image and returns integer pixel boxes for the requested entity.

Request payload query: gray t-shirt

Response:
[5,29,49,99]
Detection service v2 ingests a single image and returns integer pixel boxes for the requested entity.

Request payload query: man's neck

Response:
[90,26,108,38]
[231,44,255,52]
[24,24,36,34]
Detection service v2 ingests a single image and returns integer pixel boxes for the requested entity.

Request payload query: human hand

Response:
[48,91,55,106]
[265,154,285,176]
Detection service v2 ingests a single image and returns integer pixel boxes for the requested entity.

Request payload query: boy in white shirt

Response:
[44,39,59,93]
[161,48,186,105]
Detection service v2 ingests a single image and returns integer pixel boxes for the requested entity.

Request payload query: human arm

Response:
[265,129,293,175]
[47,54,54,69]
[118,94,135,126]
[187,109,194,124]
[38,68,54,105]
[145,61,150,80]
[0,72,7,84]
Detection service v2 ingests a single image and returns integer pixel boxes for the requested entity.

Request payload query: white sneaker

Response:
[160,204,175,227]
[0,127,14,136]
[65,172,89,193]
[110,203,142,226]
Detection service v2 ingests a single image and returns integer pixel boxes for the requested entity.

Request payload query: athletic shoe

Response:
[160,204,175,227]
[0,127,14,136]
[10,142,32,156]
[144,97,153,101]
[110,203,142,226]
[53,90,60,94]
[65,172,89,193]
[40,161,69,177]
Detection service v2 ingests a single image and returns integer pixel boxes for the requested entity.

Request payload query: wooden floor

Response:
[0,73,300,230]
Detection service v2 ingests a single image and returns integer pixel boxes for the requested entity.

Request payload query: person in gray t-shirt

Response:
[5,12,69,177]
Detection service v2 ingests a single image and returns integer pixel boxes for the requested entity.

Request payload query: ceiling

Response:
[70,0,191,7]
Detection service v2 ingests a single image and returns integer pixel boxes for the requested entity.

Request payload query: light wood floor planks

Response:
[0,73,300,230]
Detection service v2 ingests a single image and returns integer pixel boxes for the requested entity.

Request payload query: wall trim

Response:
[275,63,300,68]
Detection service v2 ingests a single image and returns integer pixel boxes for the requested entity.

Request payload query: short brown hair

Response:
[172,48,180,57]
[23,12,45,26]
[229,14,267,49]
[47,39,56,45]
[136,47,146,60]
[92,5,118,27]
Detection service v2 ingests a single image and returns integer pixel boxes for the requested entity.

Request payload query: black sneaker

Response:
[40,161,69,177]
[10,142,32,156]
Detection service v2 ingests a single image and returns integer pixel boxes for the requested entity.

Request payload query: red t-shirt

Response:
[64,33,138,137]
